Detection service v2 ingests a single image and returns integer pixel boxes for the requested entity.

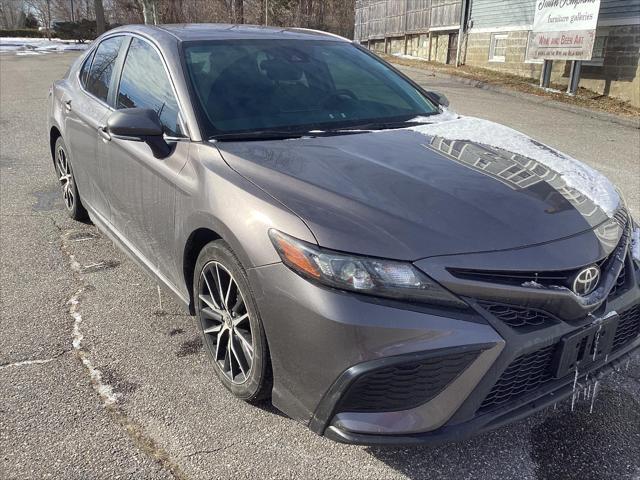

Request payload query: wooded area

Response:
[1,0,356,39]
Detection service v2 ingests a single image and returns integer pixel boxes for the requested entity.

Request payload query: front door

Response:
[106,36,189,284]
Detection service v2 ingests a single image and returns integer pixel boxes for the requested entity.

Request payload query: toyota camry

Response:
[47,24,640,445]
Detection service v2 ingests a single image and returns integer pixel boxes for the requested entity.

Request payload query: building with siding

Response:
[354,0,464,65]
[354,0,640,106]
[464,0,640,106]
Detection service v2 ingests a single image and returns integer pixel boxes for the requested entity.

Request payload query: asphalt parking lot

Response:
[1,52,639,480]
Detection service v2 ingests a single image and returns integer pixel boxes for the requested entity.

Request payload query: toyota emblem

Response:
[572,266,601,296]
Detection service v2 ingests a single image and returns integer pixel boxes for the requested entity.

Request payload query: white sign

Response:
[527,0,601,61]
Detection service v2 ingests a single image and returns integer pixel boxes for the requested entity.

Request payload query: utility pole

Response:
[265,0,268,26]
[70,0,75,22]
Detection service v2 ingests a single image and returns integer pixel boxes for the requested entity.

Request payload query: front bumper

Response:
[247,247,640,445]
[324,340,639,446]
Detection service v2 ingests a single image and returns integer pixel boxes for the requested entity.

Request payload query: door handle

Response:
[64,99,72,112]
[98,125,111,142]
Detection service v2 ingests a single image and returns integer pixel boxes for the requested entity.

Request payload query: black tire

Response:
[54,136,88,221]
[194,240,272,402]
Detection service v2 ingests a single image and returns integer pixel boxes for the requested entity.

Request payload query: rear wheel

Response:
[54,136,87,221]
[194,240,272,402]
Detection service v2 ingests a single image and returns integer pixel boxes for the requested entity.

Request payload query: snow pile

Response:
[392,53,429,62]
[410,116,620,216]
[0,37,89,55]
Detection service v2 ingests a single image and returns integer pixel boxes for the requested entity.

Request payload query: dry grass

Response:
[383,55,640,119]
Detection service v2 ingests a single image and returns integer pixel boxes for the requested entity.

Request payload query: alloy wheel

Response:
[198,261,254,384]
[56,145,74,211]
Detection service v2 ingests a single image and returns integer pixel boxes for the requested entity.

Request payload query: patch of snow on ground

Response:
[392,53,429,61]
[0,37,89,55]
[410,116,620,216]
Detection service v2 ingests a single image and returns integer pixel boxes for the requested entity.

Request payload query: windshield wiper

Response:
[210,130,310,141]
[209,117,439,141]
[334,120,429,131]
[210,128,369,142]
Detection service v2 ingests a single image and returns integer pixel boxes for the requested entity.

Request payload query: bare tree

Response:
[99,0,354,38]
[0,0,27,29]
[138,0,157,24]
[232,0,243,23]
[94,0,105,33]
[24,0,52,37]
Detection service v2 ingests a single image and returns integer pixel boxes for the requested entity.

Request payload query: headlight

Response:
[269,229,467,308]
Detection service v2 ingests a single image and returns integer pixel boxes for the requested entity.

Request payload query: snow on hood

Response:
[409,116,620,217]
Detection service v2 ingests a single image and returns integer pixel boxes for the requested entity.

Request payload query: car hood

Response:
[217,115,621,260]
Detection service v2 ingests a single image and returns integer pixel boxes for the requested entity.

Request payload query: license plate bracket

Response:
[552,313,619,379]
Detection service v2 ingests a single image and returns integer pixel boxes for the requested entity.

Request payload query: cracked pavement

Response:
[1,52,639,480]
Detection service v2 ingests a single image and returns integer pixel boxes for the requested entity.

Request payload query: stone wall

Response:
[461,25,640,107]
[366,32,454,64]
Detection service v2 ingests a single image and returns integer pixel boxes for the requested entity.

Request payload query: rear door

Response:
[64,35,125,220]
[107,36,190,285]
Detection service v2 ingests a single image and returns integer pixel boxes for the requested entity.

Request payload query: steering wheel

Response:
[320,89,359,107]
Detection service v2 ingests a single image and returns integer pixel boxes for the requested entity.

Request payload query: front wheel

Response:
[194,240,272,402]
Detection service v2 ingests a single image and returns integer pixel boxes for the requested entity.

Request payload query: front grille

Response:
[450,213,630,294]
[479,345,555,411]
[337,350,479,413]
[613,304,640,350]
[480,303,640,413]
[479,302,558,331]
[450,267,575,288]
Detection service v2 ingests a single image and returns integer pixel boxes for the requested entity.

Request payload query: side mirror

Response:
[106,108,171,159]
[428,91,450,108]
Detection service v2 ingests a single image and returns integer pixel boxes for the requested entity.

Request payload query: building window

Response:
[489,34,508,62]
[584,35,608,66]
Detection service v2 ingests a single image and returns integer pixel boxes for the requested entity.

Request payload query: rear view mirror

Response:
[106,108,171,159]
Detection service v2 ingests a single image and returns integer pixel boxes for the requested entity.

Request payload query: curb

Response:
[393,62,640,130]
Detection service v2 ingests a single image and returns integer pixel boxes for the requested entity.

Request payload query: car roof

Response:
[112,23,350,43]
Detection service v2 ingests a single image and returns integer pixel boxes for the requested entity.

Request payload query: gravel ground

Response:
[1,52,639,480]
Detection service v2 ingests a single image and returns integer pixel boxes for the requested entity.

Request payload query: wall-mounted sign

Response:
[527,0,601,61]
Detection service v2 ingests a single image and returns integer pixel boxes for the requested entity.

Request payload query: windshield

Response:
[183,39,439,138]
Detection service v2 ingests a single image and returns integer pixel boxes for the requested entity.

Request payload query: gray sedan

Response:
[47,23,640,446]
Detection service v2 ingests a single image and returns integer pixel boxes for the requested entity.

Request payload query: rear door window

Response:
[86,36,123,102]
[79,50,95,88]
[116,38,182,136]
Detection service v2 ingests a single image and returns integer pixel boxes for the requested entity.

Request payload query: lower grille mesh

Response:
[337,350,479,413]
[479,344,555,411]
[613,304,640,350]
[480,303,640,413]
